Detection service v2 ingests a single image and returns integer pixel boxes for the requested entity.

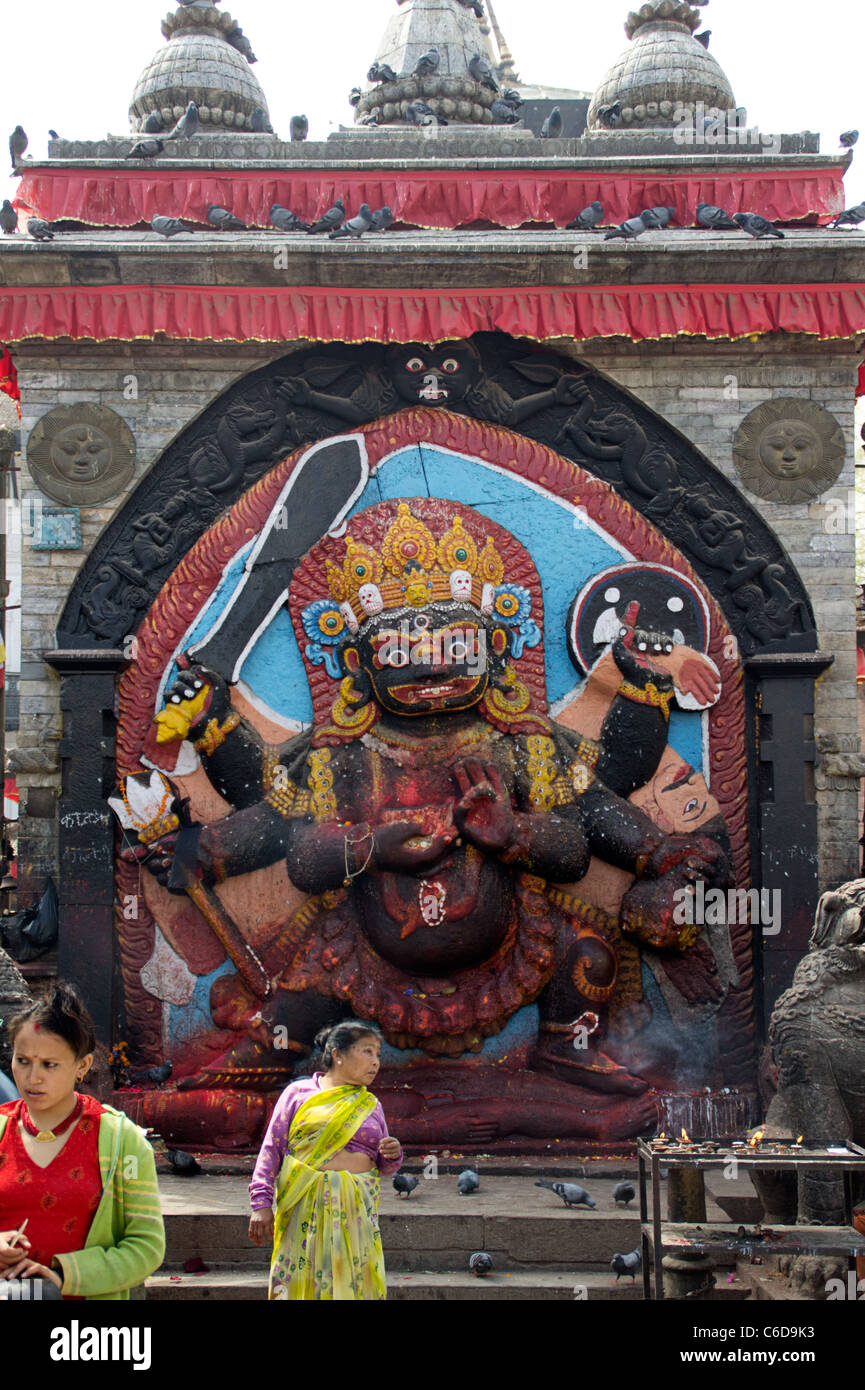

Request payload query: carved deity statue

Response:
[119,475,735,1142]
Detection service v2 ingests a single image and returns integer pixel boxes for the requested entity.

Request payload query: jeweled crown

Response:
[326,503,505,621]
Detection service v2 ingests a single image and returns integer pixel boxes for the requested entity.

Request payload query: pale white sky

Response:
[2,0,863,210]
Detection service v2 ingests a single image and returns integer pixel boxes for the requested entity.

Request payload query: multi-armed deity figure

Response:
[118,467,733,1142]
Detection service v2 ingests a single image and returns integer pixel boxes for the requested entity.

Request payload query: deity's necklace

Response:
[20,1094,84,1143]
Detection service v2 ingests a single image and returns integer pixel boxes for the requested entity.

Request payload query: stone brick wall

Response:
[11,334,861,896]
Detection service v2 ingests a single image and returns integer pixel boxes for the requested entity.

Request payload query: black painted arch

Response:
[56,332,817,658]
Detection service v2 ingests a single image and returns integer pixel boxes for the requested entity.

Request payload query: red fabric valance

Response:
[2,283,865,346]
[3,281,865,346]
[15,164,845,230]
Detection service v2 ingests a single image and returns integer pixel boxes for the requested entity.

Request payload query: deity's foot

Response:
[530,1044,649,1096]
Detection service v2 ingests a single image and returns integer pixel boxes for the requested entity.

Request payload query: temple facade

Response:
[1,0,863,1150]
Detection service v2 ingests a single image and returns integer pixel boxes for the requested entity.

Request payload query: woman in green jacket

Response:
[0,984,165,1301]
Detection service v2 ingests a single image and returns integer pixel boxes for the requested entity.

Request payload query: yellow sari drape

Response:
[270,1084,387,1301]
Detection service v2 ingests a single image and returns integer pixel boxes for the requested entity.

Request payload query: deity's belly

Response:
[356,850,512,975]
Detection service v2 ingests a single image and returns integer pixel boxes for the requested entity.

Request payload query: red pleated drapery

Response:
[0,346,20,409]
[1,282,865,346]
[14,164,845,230]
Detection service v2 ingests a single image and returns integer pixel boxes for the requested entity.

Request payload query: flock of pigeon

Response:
[392,1170,643,1284]
[6,115,865,244]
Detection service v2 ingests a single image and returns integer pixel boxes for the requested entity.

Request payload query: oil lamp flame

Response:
[680,1127,691,1144]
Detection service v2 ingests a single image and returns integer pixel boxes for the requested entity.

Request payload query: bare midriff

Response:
[320,1148,375,1173]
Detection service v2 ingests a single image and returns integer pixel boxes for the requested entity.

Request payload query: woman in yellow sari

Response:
[249,1020,403,1300]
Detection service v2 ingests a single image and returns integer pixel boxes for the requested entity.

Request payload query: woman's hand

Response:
[378,1137,401,1161]
[0,1232,31,1269]
[248,1209,274,1247]
[0,1258,62,1289]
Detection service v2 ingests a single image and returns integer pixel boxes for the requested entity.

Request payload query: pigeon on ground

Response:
[833,200,865,228]
[348,87,362,108]
[165,102,199,141]
[290,115,309,143]
[733,212,785,240]
[540,107,563,140]
[469,53,499,93]
[611,1248,642,1283]
[458,1169,480,1195]
[308,198,345,235]
[207,205,247,231]
[406,101,446,127]
[131,1060,173,1086]
[151,215,188,238]
[126,139,164,160]
[491,99,521,126]
[696,201,739,230]
[270,204,311,232]
[566,200,604,231]
[329,203,374,239]
[694,30,711,48]
[535,1180,596,1209]
[604,214,651,241]
[166,1148,202,1176]
[469,1251,493,1277]
[250,108,270,133]
[597,102,622,130]
[370,205,393,232]
[640,205,676,229]
[413,48,441,78]
[0,201,17,234]
[143,113,164,134]
[613,1180,636,1207]
[27,218,55,241]
[393,1174,419,1199]
[9,126,28,172]
[841,130,860,149]
[368,62,397,85]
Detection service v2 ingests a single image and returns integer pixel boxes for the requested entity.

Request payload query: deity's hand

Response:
[274,376,312,406]
[121,829,183,891]
[453,760,515,854]
[372,821,457,874]
[155,662,232,748]
[554,375,588,406]
[641,834,728,885]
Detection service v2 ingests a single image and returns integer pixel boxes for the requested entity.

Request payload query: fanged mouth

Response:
[390,675,480,704]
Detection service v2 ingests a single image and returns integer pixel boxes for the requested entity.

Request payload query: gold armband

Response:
[616,680,674,718]
[193,710,242,756]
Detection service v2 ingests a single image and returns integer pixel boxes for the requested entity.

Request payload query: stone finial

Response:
[357,0,506,128]
[130,1,271,134]
[625,0,706,39]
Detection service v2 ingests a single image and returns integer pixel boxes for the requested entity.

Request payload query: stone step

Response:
[146,1265,753,1301]
[160,1174,649,1271]
[146,1267,644,1301]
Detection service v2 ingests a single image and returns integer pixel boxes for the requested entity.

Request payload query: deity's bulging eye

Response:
[441,359,460,373]
[667,597,684,613]
[406,358,425,373]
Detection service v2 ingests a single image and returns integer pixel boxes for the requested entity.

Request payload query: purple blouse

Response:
[249,1074,403,1211]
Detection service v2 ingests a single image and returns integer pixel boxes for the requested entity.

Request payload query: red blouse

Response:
[0,1095,104,1285]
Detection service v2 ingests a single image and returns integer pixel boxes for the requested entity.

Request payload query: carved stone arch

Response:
[57,331,817,658]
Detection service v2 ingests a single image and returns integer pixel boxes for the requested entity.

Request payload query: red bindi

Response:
[33,1023,40,1032]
